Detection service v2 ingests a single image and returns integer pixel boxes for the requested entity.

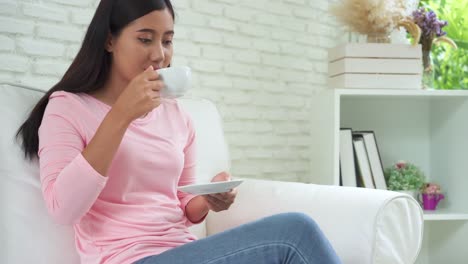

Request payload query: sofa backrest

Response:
[0,83,230,263]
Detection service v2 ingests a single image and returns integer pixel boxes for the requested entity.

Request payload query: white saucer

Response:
[177,180,243,195]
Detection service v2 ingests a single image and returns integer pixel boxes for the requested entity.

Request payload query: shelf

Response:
[332,88,468,98]
[310,85,468,262]
[423,209,468,221]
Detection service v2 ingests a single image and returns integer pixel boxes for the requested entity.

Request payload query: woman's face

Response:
[107,8,174,82]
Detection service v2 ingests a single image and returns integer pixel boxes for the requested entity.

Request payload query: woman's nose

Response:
[150,43,165,63]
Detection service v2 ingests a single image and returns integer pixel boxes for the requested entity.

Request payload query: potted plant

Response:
[420,182,445,210]
[384,161,426,199]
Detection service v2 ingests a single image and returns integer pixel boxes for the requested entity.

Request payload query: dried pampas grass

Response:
[331,0,411,36]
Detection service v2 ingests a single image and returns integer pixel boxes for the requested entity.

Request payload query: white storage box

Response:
[328,43,423,89]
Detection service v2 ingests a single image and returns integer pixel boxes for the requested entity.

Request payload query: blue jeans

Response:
[134,212,342,264]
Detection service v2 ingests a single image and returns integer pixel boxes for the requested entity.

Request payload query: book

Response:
[353,131,387,190]
[339,128,357,187]
[353,136,375,189]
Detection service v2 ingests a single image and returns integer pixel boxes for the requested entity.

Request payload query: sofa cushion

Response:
[178,97,231,184]
[0,83,81,263]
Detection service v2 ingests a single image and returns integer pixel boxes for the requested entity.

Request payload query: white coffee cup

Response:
[157,66,192,98]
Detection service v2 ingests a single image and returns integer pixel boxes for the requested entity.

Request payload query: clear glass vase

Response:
[422,49,434,89]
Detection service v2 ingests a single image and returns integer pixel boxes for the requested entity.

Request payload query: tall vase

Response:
[422,49,434,89]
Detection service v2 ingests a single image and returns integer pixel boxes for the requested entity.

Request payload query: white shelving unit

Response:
[309,88,468,264]
[423,209,468,221]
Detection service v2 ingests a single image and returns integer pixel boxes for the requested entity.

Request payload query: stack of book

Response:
[339,128,387,190]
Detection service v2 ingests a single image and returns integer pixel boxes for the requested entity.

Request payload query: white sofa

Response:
[1,83,423,264]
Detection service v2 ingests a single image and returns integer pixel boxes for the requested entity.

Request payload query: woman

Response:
[17,1,342,263]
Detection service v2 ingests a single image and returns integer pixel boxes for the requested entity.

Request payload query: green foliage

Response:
[433,46,468,89]
[419,0,468,89]
[384,162,426,191]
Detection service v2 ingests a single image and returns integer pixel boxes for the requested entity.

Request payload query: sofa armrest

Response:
[206,178,423,264]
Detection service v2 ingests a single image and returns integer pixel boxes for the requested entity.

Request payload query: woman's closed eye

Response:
[138,38,152,44]
[138,38,172,47]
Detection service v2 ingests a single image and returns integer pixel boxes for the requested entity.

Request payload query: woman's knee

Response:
[267,212,321,235]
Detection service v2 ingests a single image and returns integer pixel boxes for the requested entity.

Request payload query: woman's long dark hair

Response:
[17,0,174,160]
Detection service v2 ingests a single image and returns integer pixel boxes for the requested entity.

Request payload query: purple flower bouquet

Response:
[410,7,457,88]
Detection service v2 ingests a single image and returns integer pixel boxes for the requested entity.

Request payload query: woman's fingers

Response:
[143,80,163,100]
[214,192,235,203]
[211,171,231,182]
[205,192,236,210]
[203,195,224,212]
[144,66,160,81]
[145,80,164,91]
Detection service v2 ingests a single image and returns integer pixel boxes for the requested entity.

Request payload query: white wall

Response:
[0,0,341,182]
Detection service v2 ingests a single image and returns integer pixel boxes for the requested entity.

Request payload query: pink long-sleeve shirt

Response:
[38,91,205,264]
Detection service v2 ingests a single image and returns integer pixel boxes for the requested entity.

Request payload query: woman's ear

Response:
[105,33,114,53]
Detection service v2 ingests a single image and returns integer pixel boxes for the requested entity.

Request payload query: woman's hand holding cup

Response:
[113,65,163,123]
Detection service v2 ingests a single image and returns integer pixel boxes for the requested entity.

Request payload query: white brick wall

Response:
[0,0,342,182]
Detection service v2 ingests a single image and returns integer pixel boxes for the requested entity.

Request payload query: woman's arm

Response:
[83,67,163,175]
[184,173,238,223]
[39,99,134,225]
[185,196,210,223]
[81,107,131,176]
[39,69,162,225]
